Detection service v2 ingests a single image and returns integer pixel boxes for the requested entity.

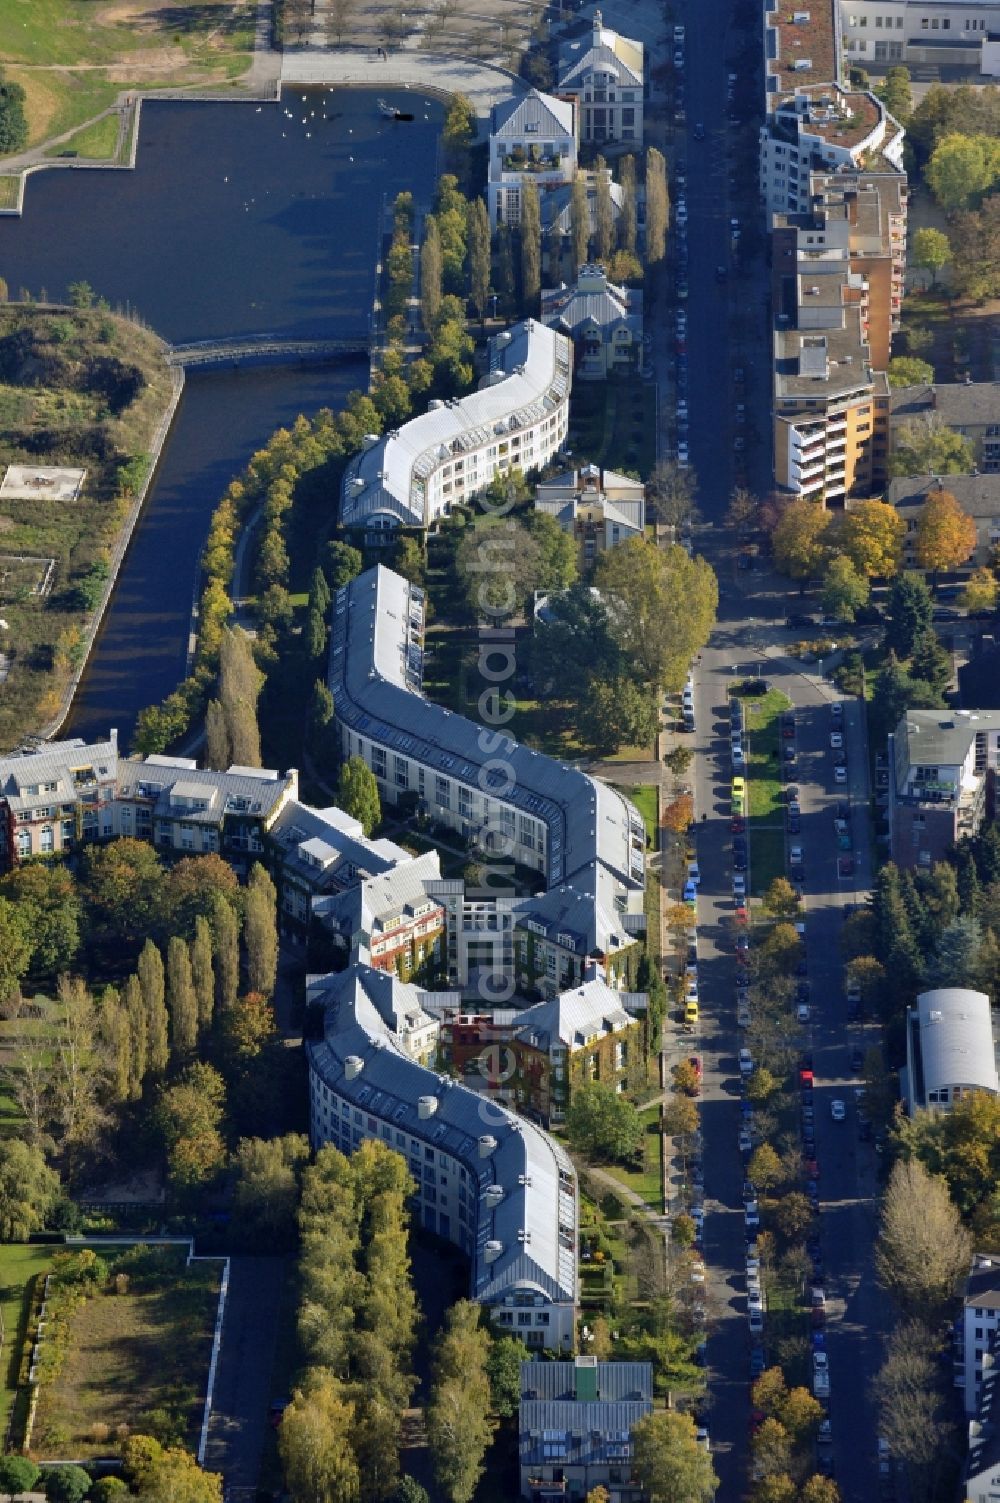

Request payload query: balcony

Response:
[502,150,564,175]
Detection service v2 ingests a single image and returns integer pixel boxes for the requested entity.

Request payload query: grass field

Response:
[734,686,792,897]
[0,0,254,153]
[31,1246,221,1458]
[0,1243,58,1439]
[0,176,20,209]
[45,112,120,161]
[627,785,658,847]
[603,1105,663,1211]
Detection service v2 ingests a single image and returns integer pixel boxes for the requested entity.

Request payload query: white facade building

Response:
[905,987,1000,1114]
[488,90,577,230]
[761,84,905,216]
[557,10,644,146]
[841,0,1000,67]
[340,321,572,534]
[307,961,578,1349]
[958,1256,1000,1416]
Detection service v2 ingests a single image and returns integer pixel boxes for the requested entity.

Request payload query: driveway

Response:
[203,1256,287,1498]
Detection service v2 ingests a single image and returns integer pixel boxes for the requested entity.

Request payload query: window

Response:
[40,825,54,853]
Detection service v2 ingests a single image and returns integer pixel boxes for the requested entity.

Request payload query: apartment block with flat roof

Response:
[888,708,1000,868]
[761,83,905,216]
[841,0,1000,68]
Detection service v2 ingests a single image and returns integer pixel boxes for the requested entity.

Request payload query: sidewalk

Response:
[278,48,524,116]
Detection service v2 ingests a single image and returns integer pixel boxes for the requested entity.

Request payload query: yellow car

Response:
[685,999,699,1026]
[732,776,747,802]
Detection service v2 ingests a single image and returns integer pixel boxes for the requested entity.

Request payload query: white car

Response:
[690,1206,705,1233]
[749,1309,764,1335]
[790,846,804,866]
[739,1047,753,1076]
[814,1351,829,1376]
[739,1125,753,1153]
[676,204,689,225]
[796,1003,810,1024]
[737,1005,751,1028]
[748,1288,763,1313]
[696,1425,710,1453]
[834,765,847,783]
[830,731,844,749]
[830,1099,846,1122]
[690,1259,706,1285]
[733,873,747,900]
[677,443,690,468]
[731,745,745,769]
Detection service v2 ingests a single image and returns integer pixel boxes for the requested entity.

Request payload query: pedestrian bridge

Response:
[167,334,371,369]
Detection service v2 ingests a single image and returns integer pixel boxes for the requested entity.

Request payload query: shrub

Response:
[0,1456,41,1496]
[43,1464,92,1503]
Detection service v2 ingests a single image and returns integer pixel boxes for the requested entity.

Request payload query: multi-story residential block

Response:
[541,265,643,381]
[556,10,645,146]
[772,314,888,504]
[965,1335,1000,1503]
[340,321,572,535]
[0,735,299,871]
[904,987,999,1115]
[307,961,578,1348]
[534,463,646,566]
[841,0,1000,70]
[888,708,1000,868]
[518,1356,653,1501]
[887,474,1000,569]
[761,83,904,216]
[513,870,645,997]
[957,1255,1000,1416]
[771,168,907,372]
[891,382,1000,474]
[437,966,648,1124]
[312,849,446,981]
[540,168,633,258]
[488,90,577,230]
[266,797,415,933]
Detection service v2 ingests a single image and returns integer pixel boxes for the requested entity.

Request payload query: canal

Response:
[0,89,443,743]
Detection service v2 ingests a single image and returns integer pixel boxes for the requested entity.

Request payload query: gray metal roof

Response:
[263,798,410,893]
[313,848,444,943]
[116,757,293,826]
[888,474,1000,521]
[518,1401,651,1466]
[890,381,1000,428]
[0,735,119,810]
[491,88,576,141]
[894,709,1000,776]
[541,267,643,341]
[915,988,999,1099]
[328,565,647,902]
[521,1359,652,1402]
[512,974,640,1052]
[307,963,578,1306]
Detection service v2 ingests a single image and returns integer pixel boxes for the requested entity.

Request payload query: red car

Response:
[803,1157,819,1178]
[689,1055,703,1080]
[799,1067,814,1085]
[734,905,749,925]
[731,815,746,833]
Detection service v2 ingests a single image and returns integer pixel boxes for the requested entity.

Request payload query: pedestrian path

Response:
[279,48,524,116]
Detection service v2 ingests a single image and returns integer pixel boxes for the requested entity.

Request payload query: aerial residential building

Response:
[266,798,415,934]
[890,382,1000,475]
[965,1338,1000,1503]
[540,168,633,257]
[840,0,1000,70]
[887,475,1000,569]
[339,320,572,535]
[534,462,646,566]
[312,849,447,981]
[307,961,579,1348]
[327,565,647,998]
[556,10,645,146]
[488,90,577,230]
[0,733,121,866]
[904,986,1000,1115]
[887,707,1000,868]
[541,264,643,381]
[761,82,904,216]
[518,1356,653,1500]
[959,1256,1000,1418]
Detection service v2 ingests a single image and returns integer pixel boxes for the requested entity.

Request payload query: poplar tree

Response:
[205,699,229,772]
[191,915,215,1032]
[138,939,169,1075]
[594,162,614,262]
[467,197,491,320]
[619,153,637,253]
[520,178,541,310]
[427,1300,495,1503]
[421,217,443,332]
[570,173,590,275]
[645,147,669,264]
[166,936,198,1059]
[209,892,240,1013]
[495,224,515,313]
[99,986,130,1106]
[122,973,147,1100]
[219,627,263,769]
[245,882,278,998]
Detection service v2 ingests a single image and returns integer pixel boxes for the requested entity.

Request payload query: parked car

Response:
[830,1099,846,1122]
[733,873,747,901]
[683,880,697,904]
[739,1047,753,1076]
[834,766,847,784]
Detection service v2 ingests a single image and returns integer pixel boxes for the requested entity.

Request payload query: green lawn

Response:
[750,827,785,898]
[602,1106,663,1211]
[0,1243,64,1440]
[566,378,655,477]
[45,112,120,161]
[627,785,658,847]
[733,686,792,897]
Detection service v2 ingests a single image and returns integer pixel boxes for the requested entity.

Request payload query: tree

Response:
[527,509,578,593]
[324,540,363,591]
[0,896,32,1001]
[772,1192,813,1243]
[840,499,905,579]
[138,939,169,1074]
[338,756,381,836]
[662,1095,699,1139]
[138,1448,223,1503]
[951,195,1000,302]
[219,627,263,767]
[594,168,615,261]
[889,414,975,479]
[887,355,935,388]
[53,975,104,1155]
[427,1301,495,1503]
[43,1467,91,1503]
[910,626,952,694]
[565,1082,643,1162]
[646,460,698,530]
[875,1158,972,1316]
[762,877,801,919]
[619,154,638,254]
[871,1320,952,1475]
[531,581,623,700]
[876,65,912,123]
[770,501,831,581]
[594,539,718,692]
[671,1058,701,1096]
[885,574,933,658]
[205,698,229,770]
[799,1478,841,1503]
[726,486,760,533]
[926,132,1000,210]
[915,488,977,574]
[664,746,693,775]
[0,72,28,156]
[279,1372,360,1503]
[570,173,590,276]
[911,226,950,287]
[520,178,541,310]
[779,1385,822,1439]
[821,555,869,621]
[166,935,198,1058]
[962,566,998,614]
[209,891,240,1013]
[99,985,130,1106]
[190,915,215,1033]
[156,1062,227,1196]
[391,1482,429,1503]
[752,1417,791,1478]
[582,673,658,755]
[0,1139,59,1241]
[748,1143,784,1193]
[0,1457,41,1498]
[630,1410,718,1503]
[232,1133,310,1248]
[750,1479,796,1503]
[495,224,515,313]
[486,1335,529,1417]
[467,197,491,320]
[421,216,443,332]
[645,148,669,265]
[244,876,278,997]
[0,863,82,978]
[453,512,541,618]
[121,972,147,1101]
